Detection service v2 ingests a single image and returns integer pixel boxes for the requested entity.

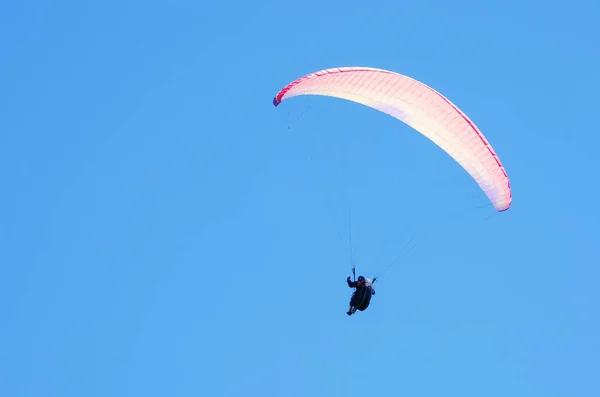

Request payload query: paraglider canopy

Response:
[273,66,512,212]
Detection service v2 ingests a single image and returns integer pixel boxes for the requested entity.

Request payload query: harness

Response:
[352,279,373,309]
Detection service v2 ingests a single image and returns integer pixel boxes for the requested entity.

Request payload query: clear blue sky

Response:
[1,1,599,396]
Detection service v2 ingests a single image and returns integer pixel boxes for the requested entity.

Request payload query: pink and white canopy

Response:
[273,66,512,212]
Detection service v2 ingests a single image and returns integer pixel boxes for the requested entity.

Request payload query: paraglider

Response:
[346,274,375,316]
[272,66,513,316]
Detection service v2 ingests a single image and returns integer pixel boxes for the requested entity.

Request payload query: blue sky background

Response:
[1,1,599,396]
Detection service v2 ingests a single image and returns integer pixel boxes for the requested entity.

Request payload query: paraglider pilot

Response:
[346,275,375,316]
